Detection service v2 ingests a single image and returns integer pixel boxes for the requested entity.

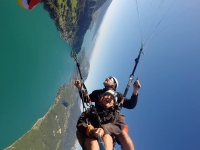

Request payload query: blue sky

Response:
[77,0,200,150]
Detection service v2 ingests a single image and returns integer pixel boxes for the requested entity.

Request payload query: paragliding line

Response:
[120,44,144,108]
[72,51,91,111]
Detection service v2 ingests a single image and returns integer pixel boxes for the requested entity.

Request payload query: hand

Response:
[74,80,82,91]
[86,94,92,105]
[134,80,141,89]
[92,128,104,138]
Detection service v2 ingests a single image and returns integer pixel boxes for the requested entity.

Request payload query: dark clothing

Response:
[76,106,126,137]
[76,88,138,139]
[79,88,138,110]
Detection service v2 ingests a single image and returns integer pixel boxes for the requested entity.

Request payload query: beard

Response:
[103,82,115,90]
[103,82,108,87]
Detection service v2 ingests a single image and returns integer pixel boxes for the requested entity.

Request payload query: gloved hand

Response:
[74,80,82,91]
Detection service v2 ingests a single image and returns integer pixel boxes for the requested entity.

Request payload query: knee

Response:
[84,138,99,150]
[102,134,113,150]
[121,129,129,137]
[76,130,84,147]
[102,134,113,143]
[117,130,130,143]
[119,129,129,138]
[117,130,134,150]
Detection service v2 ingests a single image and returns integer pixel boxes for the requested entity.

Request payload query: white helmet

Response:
[102,90,118,105]
[108,76,118,90]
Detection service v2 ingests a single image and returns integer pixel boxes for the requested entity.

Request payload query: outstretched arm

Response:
[74,80,90,103]
[133,79,141,95]
[74,80,100,103]
[122,80,141,109]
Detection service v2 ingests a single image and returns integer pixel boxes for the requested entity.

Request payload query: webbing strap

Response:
[120,45,144,108]
[72,52,91,111]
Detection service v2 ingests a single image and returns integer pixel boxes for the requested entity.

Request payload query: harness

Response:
[83,103,119,128]
[80,104,119,148]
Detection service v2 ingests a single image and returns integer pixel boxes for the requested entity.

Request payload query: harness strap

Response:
[120,45,144,109]
[72,52,91,111]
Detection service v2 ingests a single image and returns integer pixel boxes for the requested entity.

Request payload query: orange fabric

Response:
[86,125,94,137]
[123,125,129,133]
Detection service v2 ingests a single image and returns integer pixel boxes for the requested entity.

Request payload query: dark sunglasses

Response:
[108,77,116,84]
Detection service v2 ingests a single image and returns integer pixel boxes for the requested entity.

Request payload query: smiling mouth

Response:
[104,99,110,103]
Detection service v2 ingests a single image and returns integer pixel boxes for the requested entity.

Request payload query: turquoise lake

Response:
[0,1,96,149]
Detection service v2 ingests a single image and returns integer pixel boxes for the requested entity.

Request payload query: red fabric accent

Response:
[99,97,103,102]
[28,0,41,10]
[123,125,129,133]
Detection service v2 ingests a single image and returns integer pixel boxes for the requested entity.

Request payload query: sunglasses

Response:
[108,77,116,84]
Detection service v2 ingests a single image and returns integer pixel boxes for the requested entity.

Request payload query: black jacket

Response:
[79,88,138,110]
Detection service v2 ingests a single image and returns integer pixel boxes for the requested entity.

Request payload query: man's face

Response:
[103,77,115,87]
[101,94,115,108]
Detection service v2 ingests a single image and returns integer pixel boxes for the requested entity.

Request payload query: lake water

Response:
[0,1,96,149]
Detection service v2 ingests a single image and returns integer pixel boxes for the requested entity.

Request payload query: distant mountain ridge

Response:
[42,0,112,54]
[92,0,112,40]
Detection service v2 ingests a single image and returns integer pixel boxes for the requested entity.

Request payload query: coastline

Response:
[5,72,80,150]
[4,48,89,150]
[42,0,108,54]
[3,0,101,148]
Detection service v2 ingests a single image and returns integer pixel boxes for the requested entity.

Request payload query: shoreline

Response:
[5,49,89,150]
[42,0,107,54]
[5,72,80,150]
